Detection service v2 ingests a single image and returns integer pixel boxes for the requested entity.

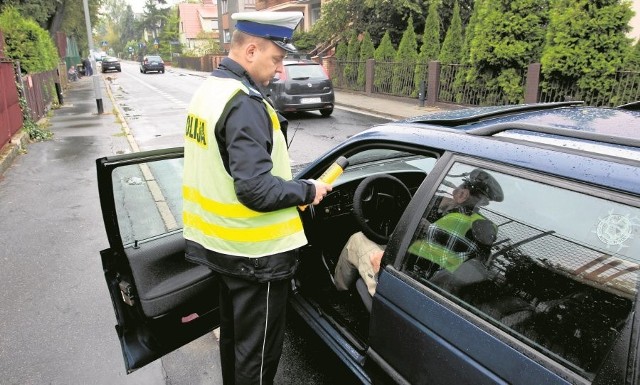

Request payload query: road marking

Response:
[103,76,179,232]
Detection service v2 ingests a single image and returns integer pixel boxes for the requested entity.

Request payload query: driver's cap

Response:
[463,169,504,202]
[232,11,303,53]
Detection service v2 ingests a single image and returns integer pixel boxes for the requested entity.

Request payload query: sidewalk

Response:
[334,90,443,120]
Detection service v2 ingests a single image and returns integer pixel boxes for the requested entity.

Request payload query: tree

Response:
[312,0,366,44]
[0,7,59,73]
[292,30,318,53]
[414,0,440,96]
[439,0,463,64]
[335,40,348,61]
[313,0,426,49]
[357,31,375,87]
[343,31,360,86]
[374,31,396,92]
[541,0,634,104]
[0,0,57,28]
[158,6,181,59]
[392,16,418,95]
[0,0,102,55]
[140,0,169,49]
[96,0,138,57]
[468,0,549,103]
[624,39,640,71]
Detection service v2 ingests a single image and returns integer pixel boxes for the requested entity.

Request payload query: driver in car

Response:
[333,168,503,297]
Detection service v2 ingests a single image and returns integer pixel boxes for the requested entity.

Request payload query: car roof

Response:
[406,102,640,139]
[342,103,640,195]
[283,59,319,66]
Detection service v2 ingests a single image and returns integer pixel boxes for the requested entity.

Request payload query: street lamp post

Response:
[82,0,104,114]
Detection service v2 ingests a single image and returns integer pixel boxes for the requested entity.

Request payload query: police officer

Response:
[334,168,503,296]
[182,11,331,385]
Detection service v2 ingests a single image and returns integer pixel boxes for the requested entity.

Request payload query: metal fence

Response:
[539,70,640,107]
[328,57,639,108]
[20,66,62,122]
[332,60,364,92]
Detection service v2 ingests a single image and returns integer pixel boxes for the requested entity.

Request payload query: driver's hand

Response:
[370,250,383,273]
[310,179,332,205]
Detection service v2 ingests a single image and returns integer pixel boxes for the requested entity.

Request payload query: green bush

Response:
[414,1,440,96]
[392,16,418,96]
[357,31,375,87]
[343,32,360,86]
[0,7,59,73]
[374,31,396,92]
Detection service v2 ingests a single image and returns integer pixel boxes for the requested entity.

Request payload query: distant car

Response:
[93,51,107,62]
[140,55,165,74]
[96,101,640,384]
[101,57,121,73]
[265,59,335,117]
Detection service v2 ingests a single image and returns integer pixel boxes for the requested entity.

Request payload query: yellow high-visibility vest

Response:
[408,212,486,272]
[182,77,307,257]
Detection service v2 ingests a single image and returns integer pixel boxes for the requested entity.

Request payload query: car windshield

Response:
[147,56,162,62]
[286,64,326,79]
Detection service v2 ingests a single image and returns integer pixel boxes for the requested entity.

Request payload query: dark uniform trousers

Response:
[218,273,289,385]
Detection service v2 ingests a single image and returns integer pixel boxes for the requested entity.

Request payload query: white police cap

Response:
[232,11,303,53]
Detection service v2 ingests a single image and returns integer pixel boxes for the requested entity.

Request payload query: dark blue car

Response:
[96,101,640,384]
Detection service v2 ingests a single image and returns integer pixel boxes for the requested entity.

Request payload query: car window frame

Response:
[381,152,640,383]
[97,147,184,251]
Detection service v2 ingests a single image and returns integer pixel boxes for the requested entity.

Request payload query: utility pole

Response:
[82,0,104,114]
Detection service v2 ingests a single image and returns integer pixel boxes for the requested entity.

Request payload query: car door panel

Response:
[97,148,219,373]
[370,269,568,385]
[369,157,640,385]
[125,231,215,317]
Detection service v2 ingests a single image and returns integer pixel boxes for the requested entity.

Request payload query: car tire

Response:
[117,68,121,72]
[161,70,165,74]
[320,108,333,117]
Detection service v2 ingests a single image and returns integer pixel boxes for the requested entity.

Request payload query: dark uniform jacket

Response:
[185,57,316,282]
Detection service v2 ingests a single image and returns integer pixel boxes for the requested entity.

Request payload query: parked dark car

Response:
[140,55,165,74]
[96,101,640,384]
[265,59,335,117]
[101,57,121,73]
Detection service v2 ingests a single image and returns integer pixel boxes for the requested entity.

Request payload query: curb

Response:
[334,102,404,120]
[0,131,29,178]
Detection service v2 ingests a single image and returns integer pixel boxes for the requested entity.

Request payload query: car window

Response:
[146,56,162,62]
[286,64,327,79]
[111,158,184,246]
[402,162,640,380]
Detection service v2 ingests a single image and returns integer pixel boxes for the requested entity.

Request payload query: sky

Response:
[127,0,179,14]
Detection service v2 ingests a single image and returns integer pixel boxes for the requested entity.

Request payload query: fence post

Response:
[426,61,441,106]
[525,63,541,104]
[365,59,374,96]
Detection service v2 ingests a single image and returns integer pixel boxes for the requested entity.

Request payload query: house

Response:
[178,0,220,54]
[216,0,325,52]
[255,0,323,31]
[217,0,257,52]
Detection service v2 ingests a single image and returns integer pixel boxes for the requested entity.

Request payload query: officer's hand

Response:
[310,179,332,205]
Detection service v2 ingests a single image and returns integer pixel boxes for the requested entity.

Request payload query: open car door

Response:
[96,147,219,373]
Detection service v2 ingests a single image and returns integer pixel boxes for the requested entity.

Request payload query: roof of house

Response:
[178,2,218,39]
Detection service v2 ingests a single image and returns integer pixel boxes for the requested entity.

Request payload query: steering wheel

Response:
[352,174,412,245]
